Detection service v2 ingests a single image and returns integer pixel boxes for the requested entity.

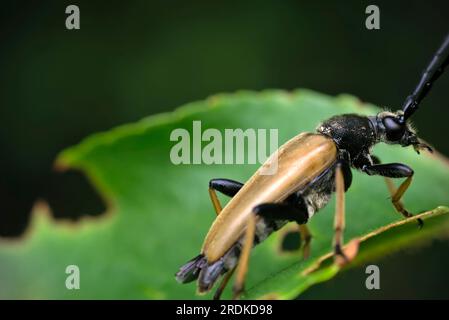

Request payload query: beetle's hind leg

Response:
[209,178,243,215]
[206,178,244,299]
[230,200,311,300]
[254,198,311,259]
[232,213,257,300]
[213,266,236,300]
[177,179,243,289]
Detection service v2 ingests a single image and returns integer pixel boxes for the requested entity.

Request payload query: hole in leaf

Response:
[0,169,106,238]
[280,229,301,252]
[48,170,106,220]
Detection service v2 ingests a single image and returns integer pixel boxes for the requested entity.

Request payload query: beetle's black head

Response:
[370,110,432,154]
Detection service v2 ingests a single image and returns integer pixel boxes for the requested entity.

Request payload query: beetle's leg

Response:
[252,201,309,225]
[389,174,420,225]
[213,266,236,300]
[253,199,310,259]
[333,162,348,265]
[208,188,222,215]
[209,179,244,215]
[370,156,407,212]
[232,213,256,300]
[364,158,422,227]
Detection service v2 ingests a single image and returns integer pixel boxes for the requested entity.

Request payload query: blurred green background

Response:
[0,0,448,299]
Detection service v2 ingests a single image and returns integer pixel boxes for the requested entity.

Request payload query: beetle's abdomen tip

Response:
[197,258,225,293]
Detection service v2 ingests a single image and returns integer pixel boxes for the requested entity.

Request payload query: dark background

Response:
[0,0,448,298]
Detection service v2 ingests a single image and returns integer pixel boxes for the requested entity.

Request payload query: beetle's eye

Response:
[382,116,405,141]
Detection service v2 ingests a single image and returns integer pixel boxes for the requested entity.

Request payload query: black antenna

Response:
[401,33,449,122]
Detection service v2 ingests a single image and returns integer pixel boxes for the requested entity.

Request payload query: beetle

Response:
[175,33,449,300]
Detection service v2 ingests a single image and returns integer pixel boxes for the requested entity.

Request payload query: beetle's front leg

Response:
[361,160,422,228]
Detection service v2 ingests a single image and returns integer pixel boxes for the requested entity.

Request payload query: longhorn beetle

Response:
[176,33,449,299]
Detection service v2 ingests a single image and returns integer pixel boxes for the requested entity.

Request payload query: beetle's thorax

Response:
[316,113,378,165]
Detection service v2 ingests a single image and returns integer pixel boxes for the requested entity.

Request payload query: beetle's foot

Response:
[334,244,349,266]
[394,202,424,229]
[417,218,424,229]
[402,208,424,229]
[334,239,360,267]
[407,213,424,229]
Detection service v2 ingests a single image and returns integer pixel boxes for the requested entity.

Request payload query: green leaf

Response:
[0,89,448,299]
